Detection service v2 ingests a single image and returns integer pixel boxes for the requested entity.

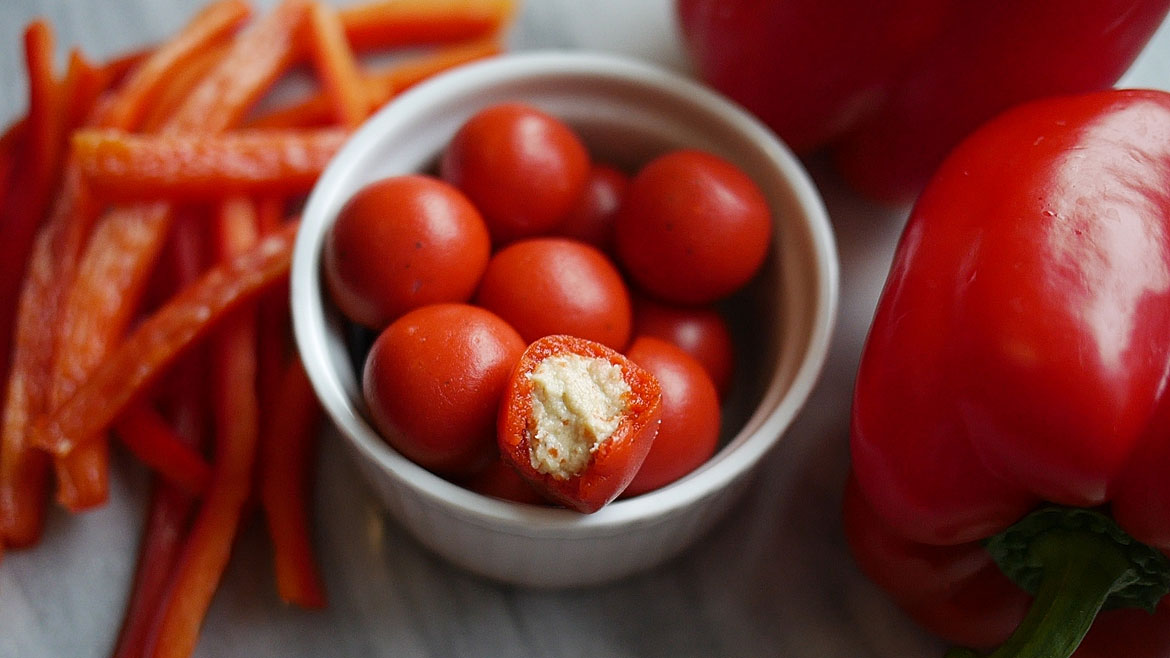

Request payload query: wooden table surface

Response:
[2,2,1170,656]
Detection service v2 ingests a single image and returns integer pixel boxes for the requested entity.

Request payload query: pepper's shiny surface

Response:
[849,89,1170,652]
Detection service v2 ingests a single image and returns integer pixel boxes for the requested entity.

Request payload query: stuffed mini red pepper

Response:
[849,88,1170,655]
[497,334,662,513]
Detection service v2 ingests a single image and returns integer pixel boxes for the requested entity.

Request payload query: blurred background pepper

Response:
[676,0,1170,203]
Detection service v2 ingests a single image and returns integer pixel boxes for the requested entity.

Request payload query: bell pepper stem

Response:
[951,528,1138,658]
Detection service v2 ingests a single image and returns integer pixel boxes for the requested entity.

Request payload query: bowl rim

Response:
[291,50,839,535]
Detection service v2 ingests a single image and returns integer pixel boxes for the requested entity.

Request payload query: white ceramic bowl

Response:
[292,51,838,588]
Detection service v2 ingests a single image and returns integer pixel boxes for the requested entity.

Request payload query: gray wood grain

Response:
[2,2,1170,657]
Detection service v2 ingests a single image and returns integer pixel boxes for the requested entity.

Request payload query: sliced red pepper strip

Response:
[244,96,335,129]
[100,48,151,89]
[0,40,111,541]
[166,0,310,134]
[48,0,307,398]
[114,405,212,498]
[48,0,309,511]
[52,0,308,352]
[113,402,207,658]
[306,1,369,128]
[256,197,287,235]
[144,197,261,658]
[260,358,326,608]
[139,42,232,133]
[0,118,28,213]
[52,442,110,514]
[0,21,64,446]
[72,128,348,202]
[497,334,662,513]
[255,198,292,442]
[30,220,298,459]
[255,196,291,409]
[61,49,112,136]
[246,37,500,130]
[49,202,174,510]
[111,208,210,658]
[45,51,121,513]
[113,482,196,658]
[146,465,251,658]
[0,175,89,544]
[99,0,251,131]
[365,36,502,96]
[339,0,515,52]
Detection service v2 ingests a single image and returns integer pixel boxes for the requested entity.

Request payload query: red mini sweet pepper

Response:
[849,88,1170,656]
[498,334,662,513]
[676,0,1170,203]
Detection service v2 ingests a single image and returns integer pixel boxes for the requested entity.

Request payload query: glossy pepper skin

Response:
[676,0,1170,203]
[849,89,1170,655]
[843,478,1170,657]
[497,334,662,514]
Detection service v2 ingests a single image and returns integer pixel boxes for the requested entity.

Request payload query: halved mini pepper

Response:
[497,334,662,514]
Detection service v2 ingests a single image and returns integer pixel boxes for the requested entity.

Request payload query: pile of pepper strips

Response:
[0,1,512,656]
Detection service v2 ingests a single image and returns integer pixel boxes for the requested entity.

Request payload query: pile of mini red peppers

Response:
[0,0,512,655]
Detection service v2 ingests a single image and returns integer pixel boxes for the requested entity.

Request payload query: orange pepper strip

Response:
[146,197,261,658]
[72,128,348,202]
[111,210,210,658]
[99,0,252,131]
[30,220,298,460]
[113,405,212,498]
[338,0,515,52]
[307,1,369,128]
[260,358,326,608]
[245,35,500,129]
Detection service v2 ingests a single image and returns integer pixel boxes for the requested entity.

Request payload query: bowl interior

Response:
[292,52,838,535]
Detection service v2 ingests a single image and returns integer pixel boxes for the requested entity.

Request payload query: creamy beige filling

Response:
[526,353,631,480]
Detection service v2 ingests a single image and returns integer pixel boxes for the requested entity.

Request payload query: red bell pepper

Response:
[676,0,1170,203]
[497,334,662,513]
[848,88,1170,656]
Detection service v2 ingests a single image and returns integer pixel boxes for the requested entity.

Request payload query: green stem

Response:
[947,506,1170,658]
[983,530,1132,658]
